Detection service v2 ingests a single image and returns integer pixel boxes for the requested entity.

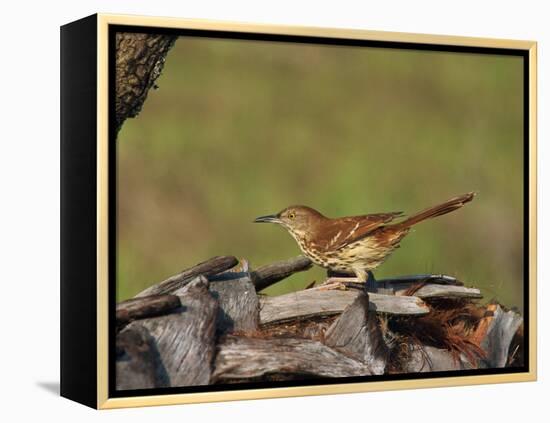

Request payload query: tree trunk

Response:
[115,32,177,132]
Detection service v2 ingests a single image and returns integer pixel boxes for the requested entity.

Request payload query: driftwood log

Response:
[116,294,180,329]
[209,268,260,336]
[115,255,524,390]
[259,289,430,325]
[118,277,218,388]
[135,256,239,297]
[251,256,313,291]
[116,324,167,390]
[324,293,388,375]
[213,336,371,382]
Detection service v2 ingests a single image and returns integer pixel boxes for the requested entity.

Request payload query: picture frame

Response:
[60,13,537,409]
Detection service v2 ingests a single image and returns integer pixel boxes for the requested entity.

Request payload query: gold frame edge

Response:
[97,14,110,409]
[95,13,538,410]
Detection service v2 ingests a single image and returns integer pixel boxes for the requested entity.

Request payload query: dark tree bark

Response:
[115,32,177,132]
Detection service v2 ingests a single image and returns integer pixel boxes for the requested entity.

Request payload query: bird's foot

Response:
[318,277,364,291]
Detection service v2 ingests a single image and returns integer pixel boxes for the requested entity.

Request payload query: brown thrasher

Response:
[254,192,475,285]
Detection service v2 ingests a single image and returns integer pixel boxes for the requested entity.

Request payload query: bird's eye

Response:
[288,212,295,219]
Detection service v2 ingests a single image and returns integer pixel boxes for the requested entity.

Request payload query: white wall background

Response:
[0,0,546,421]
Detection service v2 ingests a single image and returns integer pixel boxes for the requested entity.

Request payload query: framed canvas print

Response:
[60,14,537,409]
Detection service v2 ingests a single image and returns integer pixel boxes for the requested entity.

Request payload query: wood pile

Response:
[116,255,524,390]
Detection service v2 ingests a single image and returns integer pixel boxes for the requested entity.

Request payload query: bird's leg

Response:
[320,270,380,293]
[365,271,378,293]
[319,277,362,291]
[364,271,397,295]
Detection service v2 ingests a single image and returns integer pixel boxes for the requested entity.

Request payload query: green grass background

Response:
[117,36,524,311]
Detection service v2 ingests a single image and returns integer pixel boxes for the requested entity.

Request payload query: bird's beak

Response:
[253,214,281,224]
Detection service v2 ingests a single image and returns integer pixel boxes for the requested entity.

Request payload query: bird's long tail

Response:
[395,192,475,228]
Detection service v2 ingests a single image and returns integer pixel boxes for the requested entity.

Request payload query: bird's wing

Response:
[316,212,403,251]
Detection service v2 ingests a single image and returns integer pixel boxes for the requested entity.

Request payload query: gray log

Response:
[260,289,428,326]
[397,284,482,299]
[134,255,238,297]
[173,273,259,335]
[116,294,181,326]
[126,277,218,387]
[402,345,474,373]
[320,272,477,299]
[327,272,464,288]
[213,335,371,382]
[366,275,481,299]
[209,271,260,335]
[116,324,169,390]
[377,274,463,287]
[480,305,523,368]
[251,256,313,291]
[324,292,388,375]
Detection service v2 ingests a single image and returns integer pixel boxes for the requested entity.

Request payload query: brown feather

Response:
[317,193,474,253]
[314,212,403,251]
[392,192,475,229]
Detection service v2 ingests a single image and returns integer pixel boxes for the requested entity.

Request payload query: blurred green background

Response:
[117,36,524,311]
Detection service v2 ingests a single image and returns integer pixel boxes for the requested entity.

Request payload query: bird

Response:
[254,192,475,287]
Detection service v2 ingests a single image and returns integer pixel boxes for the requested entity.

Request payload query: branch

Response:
[116,294,181,327]
[251,255,312,291]
[134,256,238,297]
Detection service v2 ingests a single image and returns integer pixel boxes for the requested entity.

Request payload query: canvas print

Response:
[113,30,526,394]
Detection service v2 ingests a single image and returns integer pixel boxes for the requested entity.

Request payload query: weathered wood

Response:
[397,284,482,299]
[126,277,218,387]
[319,280,480,299]
[251,256,313,291]
[402,345,474,373]
[134,255,238,297]
[116,324,169,390]
[322,272,477,299]
[480,305,523,368]
[369,275,476,299]
[171,275,207,296]
[258,315,337,341]
[117,254,522,384]
[378,274,464,287]
[327,272,464,287]
[209,272,260,335]
[324,292,388,375]
[116,294,181,326]
[260,289,429,326]
[213,335,371,382]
